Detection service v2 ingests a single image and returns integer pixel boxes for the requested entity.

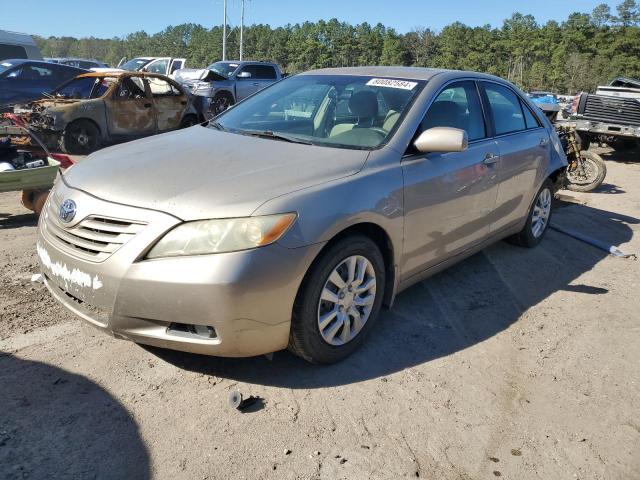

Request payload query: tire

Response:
[507,179,554,248]
[61,119,100,155]
[565,151,607,192]
[289,235,386,364]
[180,114,198,128]
[209,92,234,117]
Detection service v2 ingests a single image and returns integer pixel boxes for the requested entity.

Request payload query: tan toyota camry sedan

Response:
[37,67,567,364]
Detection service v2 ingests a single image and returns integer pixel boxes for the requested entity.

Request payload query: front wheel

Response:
[507,179,553,248]
[61,119,100,154]
[209,92,235,117]
[565,151,607,192]
[289,235,386,364]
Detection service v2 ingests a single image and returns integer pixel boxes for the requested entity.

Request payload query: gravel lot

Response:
[1,147,639,480]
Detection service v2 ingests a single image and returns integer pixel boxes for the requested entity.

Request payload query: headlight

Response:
[146,213,297,259]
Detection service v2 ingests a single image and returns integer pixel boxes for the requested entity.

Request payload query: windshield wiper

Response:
[245,130,313,145]
[209,120,227,131]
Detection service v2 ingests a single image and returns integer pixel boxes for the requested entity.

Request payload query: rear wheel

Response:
[289,235,385,364]
[507,179,553,248]
[61,119,100,154]
[565,151,607,192]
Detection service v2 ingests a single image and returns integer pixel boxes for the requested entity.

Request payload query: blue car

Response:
[0,59,87,107]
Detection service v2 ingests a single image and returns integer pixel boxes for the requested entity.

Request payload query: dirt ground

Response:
[1,147,639,480]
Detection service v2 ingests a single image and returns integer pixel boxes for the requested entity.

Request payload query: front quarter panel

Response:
[253,147,404,265]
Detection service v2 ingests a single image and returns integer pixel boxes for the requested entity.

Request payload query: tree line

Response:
[34,0,640,94]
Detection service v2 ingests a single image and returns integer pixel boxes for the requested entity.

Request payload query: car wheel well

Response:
[299,223,396,308]
[548,167,565,192]
[66,118,101,136]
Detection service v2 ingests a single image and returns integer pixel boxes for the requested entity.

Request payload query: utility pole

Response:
[239,0,245,61]
[222,0,227,61]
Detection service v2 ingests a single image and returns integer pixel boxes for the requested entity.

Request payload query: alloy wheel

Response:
[317,255,377,346]
[531,188,552,238]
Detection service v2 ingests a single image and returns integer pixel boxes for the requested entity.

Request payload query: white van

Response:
[0,30,43,61]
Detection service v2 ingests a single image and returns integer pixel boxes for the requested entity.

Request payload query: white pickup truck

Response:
[174,60,283,117]
[116,57,186,77]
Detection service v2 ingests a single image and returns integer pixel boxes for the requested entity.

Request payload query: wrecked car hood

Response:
[63,126,369,220]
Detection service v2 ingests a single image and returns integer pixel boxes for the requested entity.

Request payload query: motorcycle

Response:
[556,123,607,192]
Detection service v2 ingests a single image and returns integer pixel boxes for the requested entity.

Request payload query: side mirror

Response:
[413,127,468,153]
[237,71,252,79]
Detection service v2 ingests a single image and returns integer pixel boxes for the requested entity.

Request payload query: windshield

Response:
[214,75,424,149]
[120,58,152,71]
[206,61,240,78]
[54,76,115,99]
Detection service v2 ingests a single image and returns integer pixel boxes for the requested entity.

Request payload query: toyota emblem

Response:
[59,199,77,223]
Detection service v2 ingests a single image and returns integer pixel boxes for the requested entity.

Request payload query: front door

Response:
[235,64,262,100]
[147,76,189,131]
[479,81,552,233]
[105,76,156,138]
[401,80,500,280]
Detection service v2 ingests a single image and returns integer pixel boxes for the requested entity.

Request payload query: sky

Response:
[3,0,623,38]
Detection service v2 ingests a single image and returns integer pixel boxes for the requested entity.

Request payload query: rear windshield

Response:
[215,74,425,150]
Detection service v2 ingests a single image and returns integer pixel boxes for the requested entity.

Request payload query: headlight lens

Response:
[146,213,297,259]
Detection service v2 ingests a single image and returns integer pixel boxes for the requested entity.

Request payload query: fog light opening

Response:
[167,322,217,340]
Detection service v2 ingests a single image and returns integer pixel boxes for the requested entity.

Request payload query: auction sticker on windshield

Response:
[366,78,418,90]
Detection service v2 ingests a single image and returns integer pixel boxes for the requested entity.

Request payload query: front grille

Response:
[43,195,146,262]
[582,94,640,126]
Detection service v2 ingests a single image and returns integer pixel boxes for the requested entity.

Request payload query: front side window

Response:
[215,75,424,149]
[146,59,169,74]
[484,83,526,135]
[421,81,486,141]
[115,77,147,99]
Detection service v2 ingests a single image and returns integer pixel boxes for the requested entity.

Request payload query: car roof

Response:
[75,71,175,80]
[300,66,504,82]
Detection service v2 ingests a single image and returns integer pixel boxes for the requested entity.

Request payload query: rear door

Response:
[147,76,189,131]
[479,81,551,233]
[401,80,500,279]
[105,76,156,137]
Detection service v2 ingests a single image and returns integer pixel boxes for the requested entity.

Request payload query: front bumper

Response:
[38,181,324,357]
[572,119,640,138]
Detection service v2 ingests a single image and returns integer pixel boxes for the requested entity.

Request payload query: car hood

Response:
[63,126,369,220]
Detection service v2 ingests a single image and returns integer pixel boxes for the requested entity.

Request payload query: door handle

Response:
[143,103,152,108]
[252,82,260,86]
[539,137,549,146]
[483,153,500,165]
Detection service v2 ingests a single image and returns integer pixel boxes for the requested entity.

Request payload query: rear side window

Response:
[422,81,486,141]
[521,101,541,129]
[0,44,27,60]
[483,83,526,135]
[255,65,277,79]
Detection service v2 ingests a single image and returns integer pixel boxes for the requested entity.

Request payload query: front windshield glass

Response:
[214,75,424,149]
[120,58,152,71]
[54,77,115,99]
[206,61,240,78]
